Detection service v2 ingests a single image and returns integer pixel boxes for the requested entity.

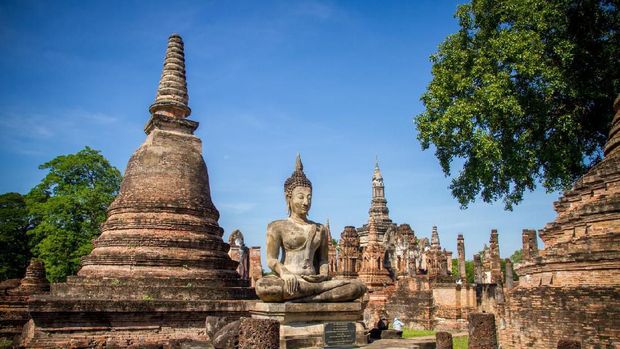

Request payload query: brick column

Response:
[557,339,581,349]
[473,254,482,284]
[238,318,279,349]
[436,331,453,349]
[467,313,497,349]
[505,258,513,290]
[457,234,466,280]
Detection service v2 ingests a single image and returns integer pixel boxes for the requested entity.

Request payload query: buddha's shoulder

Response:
[267,219,291,230]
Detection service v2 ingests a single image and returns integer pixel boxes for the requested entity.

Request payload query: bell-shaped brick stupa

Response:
[25,34,256,348]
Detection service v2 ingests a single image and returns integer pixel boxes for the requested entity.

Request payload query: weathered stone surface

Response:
[380,329,402,339]
[337,226,361,279]
[0,259,49,345]
[436,331,453,349]
[250,302,366,349]
[238,318,279,349]
[467,313,497,349]
[557,339,581,349]
[457,235,466,281]
[17,260,50,295]
[213,320,240,349]
[358,216,392,290]
[205,316,235,343]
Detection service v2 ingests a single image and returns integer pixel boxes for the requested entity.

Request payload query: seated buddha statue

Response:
[255,155,367,302]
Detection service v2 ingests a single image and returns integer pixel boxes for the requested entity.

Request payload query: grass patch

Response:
[400,328,468,349]
[0,338,13,349]
[402,328,435,338]
[453,336,468,349]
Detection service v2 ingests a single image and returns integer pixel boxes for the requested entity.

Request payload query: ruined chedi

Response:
[25,34,255,348]
[499,96,620,349]
[358,216,392,290]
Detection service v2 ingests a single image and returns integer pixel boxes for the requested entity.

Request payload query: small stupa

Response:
[358,216,393,289]
[25,34,256,348]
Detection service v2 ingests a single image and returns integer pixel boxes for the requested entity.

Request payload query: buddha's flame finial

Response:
[149,33,191,118]
[296,153,303,172]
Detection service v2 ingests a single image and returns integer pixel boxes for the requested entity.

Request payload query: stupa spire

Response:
[149,33,191,118]
[374,157,382,180]
[604,94,620,157]
[431,226,441,250]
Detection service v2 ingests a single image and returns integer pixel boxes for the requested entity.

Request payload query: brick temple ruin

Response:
[496,96,620,348]
[328,161,478,331]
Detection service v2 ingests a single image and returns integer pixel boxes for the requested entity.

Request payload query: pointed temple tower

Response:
[426,226,449,279]
[326,219,338,277]
[357,161,397,246]
[26,34,256,348]
[499,96,620,348]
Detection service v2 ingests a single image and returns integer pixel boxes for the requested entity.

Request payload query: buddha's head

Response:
[284,154,313,217]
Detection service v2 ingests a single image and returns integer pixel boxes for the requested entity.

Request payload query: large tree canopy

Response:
[26,147,121,282]
[0,193,32,280]
[416,0,619,209]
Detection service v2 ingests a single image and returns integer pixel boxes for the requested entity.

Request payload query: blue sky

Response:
[0,0,559,261]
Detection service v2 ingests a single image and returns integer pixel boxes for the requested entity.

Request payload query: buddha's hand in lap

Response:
[282,272,299,295]
[300,274,330,283]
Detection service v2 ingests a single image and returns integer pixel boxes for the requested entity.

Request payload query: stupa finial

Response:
[149,33,191,118]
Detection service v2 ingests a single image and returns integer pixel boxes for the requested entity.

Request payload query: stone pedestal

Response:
[250,302,367,349]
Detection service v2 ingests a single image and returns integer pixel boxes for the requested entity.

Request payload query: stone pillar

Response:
[467,313,497,349]
[557,339,581,349]
[436,331,453,349]
[473,254,482,284]
[446,251,453,275]
[529,230,539,257]
[457,234,466,280]
[521,229,531,261]
[522,229,539,261]
[238,318,279,349]
[505,258,513,290]
[489,230,502,284]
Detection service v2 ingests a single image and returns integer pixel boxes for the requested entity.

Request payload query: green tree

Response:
[416,0,619,209]
[451,258,475,283]
[0,193,32,280]
[510,249,523,264]
[26,147,121,282]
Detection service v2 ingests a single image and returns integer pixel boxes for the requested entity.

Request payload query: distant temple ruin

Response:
[330,161,476,331]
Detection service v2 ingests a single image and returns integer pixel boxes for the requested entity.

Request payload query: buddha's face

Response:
[288,186,312,217]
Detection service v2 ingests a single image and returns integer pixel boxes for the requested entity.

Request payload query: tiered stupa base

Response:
[26,296,256,348]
